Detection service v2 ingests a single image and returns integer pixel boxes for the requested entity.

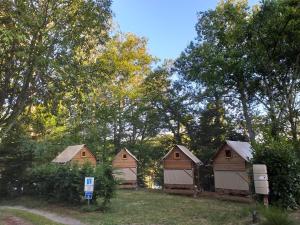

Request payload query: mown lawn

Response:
[82,190,252,225]
[0,208,62,225]
[0,190,253,225]
[1,190,299,225]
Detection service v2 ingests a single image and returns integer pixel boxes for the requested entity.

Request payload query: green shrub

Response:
[25,163,116,207]
[252,138,300,209]
[260,207,295,225]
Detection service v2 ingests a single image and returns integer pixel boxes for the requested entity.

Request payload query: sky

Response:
[111,0,259,61]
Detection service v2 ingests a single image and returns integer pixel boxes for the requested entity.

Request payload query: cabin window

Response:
[174,152,180,159]
[81,151,86,157]
[225,150,232,158]
[122,154,127,160]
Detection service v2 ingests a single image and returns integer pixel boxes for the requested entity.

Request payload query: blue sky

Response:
[112,0,259,61]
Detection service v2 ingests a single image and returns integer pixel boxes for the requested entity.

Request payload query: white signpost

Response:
[84,177,94,205]
[253,164,269,206]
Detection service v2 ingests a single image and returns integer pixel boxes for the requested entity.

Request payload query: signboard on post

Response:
[84,177,94,192]
[84,177,94,204]
[253,164,269,206]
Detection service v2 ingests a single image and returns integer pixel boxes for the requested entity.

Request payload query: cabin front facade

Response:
[212,140,253,195]
[162,145,203,195]
[112,148,138,189]
[52,144,97,166]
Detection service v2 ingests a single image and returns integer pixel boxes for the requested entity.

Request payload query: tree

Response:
[175,0,257,142]
[0,0,112,137]
[175,0,300,147]
[249,0,300,143]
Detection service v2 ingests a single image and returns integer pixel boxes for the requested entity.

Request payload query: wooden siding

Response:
[213,144,246,171]
[163,146,193,169]
[112,149,137,168]
[71,146,97,166]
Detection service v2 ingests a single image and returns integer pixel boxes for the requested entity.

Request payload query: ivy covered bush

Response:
[25,163,116,207]
[252,139,300,209]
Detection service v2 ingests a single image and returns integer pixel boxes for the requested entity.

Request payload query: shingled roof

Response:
[162,145,203,165]
[52,144,86,163]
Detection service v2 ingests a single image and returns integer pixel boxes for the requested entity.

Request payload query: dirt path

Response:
[0,206,85,225]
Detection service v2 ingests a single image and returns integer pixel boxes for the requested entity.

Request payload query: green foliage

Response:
[259,206,296,225]
[252,139,300,209]
[25,163,116,207]
[0,0,112,135]
[126,139,167,187]
[0,125,33,197]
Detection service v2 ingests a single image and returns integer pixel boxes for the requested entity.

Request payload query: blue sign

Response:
[85,177,94,186]
[85,191,93,200]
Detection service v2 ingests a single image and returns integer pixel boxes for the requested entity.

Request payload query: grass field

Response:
[0,190,299,225]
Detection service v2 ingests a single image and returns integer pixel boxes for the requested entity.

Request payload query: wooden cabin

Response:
[162,145,203,195]
[112,148,138,189]
[52,144,97,166]
[212,140,253,195]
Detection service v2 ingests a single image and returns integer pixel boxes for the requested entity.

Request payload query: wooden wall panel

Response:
[164,160,192,169]
[112,149,137,168]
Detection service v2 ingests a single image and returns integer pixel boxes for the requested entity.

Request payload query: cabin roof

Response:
[162,145,203,165]
[52,144,87,163]
[213,140,253,162]
[226,140,253,161]
[122,148,138,161]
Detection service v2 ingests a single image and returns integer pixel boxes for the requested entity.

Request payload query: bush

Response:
[259,206,295,225]
[25,163,116,207]
[252,139,300,209]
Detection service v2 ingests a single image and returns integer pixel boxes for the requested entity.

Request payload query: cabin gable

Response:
[112,149,137,168]
[163,146,193,169]
[213,144,246,171]
[71,146,97,166]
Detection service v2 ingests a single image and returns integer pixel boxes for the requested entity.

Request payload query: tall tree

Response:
[249,0,300,142]
[0,0,112,137]
[175,0,257,142]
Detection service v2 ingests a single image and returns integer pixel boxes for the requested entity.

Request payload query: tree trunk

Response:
[239,86,255,142]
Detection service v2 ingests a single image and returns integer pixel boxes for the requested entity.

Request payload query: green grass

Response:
[0,208,63,225]
[259,206,296,225]
[0,190,299,225]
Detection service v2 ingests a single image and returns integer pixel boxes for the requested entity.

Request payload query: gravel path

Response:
[0,206,86,225]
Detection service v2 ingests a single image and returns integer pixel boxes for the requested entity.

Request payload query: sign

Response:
[84,191,93,200]
[253,164,269,195]
[84,177,94,192]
